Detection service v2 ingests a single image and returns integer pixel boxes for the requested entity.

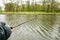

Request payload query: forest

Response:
[0,0,60,12]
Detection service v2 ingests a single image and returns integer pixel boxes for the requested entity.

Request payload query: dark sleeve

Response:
[0,25,6,40]
[2,25,12,39]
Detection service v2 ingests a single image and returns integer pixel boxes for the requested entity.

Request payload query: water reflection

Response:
[0,14,60,40]
[0,15,6,22]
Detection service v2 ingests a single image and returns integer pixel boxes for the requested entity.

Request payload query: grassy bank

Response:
[0,12,60,14]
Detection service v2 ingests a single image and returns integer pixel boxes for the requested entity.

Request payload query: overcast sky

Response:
[0,0,60,10]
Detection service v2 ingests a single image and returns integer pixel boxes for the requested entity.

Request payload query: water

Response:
[0,14,60,40]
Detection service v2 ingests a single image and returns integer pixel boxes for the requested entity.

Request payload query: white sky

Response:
[0,0,60,10]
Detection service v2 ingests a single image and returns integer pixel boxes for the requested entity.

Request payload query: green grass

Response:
[0,12,60,14]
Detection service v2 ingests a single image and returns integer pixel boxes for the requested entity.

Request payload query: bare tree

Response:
[15,0,20,12]
[0,7,2,12]
[42,0,47,12]
[26,0,30,11]
[51,0,58,12]
[46,0,51,12]
[31,0,37,11]
[21,0,25,11]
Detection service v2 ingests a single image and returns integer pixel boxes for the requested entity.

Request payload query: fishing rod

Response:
[10,15,37,29]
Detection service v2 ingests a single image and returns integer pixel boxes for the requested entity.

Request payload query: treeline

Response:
[0,0,60,12]
[5,3,42,12]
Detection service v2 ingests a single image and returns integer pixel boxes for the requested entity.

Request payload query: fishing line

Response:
[10,15,37,29]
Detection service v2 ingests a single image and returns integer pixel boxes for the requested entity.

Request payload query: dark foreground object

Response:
[0,22,12,40]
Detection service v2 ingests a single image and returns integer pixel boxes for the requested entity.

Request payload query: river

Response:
[0,14,60,40]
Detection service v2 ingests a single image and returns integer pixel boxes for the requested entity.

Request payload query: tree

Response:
[20,0,25,11]
[46,0,51,12]
[0,7,2,12]
[15,0,20,12]
[42,0,58,12]
[42,0,47,12]
[51,0,58,12]
[5,3,16,12]
[32,0,37,11]
[26,0,32,11]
